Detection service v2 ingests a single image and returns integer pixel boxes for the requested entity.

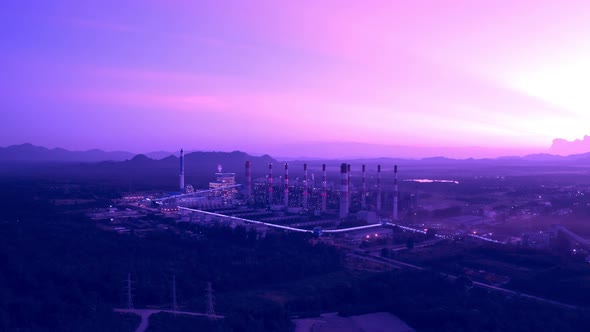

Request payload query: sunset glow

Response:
[2,0,590,157]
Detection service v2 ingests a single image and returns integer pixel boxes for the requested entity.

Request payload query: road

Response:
[114,308,224,332]
[469,281,581,310]
[348,252,585,311]
[348,253,425,270]
[362,239,444,254]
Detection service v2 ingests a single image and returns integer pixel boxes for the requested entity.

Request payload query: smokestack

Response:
[339,163,348,218]
[361,164,366,209]
[376,165,382,211]
[321,164,327,211]
[244,161,252,200]
[303,164,309,209]
[393,165,399,220]
[179,148,185,192]
[268,163,273,206]
[284,163,289,207]
[347,164,351,213]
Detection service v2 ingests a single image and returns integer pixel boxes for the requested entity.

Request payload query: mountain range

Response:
[0,144,276,190]
[2,143,590,190]
[2,142,590,164]
[0,144,181,162]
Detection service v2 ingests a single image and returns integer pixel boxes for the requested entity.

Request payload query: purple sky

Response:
[2,1,590,158]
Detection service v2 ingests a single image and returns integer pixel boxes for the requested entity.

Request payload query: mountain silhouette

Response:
[0,143,134,162]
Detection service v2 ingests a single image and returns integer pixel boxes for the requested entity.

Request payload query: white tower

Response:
[284,163,289,207]
[179,149,185,192]
[393,165,399,220]
[321,164,327,211]
[303,164,309,209]
[339,163,348,219]
[376,165,382,211]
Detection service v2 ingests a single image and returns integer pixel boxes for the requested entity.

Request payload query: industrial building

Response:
[154,155,411,237]
[208,165,237,201]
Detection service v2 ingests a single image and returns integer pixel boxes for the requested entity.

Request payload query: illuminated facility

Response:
[209,164,237,201]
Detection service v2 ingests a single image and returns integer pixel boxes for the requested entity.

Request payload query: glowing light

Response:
[8,1,590,156]
[404,179,459,184]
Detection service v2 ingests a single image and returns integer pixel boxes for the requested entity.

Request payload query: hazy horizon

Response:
[1,138,587,160]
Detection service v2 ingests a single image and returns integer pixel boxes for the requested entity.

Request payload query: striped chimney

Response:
[393,165,399,220]
[303,164,309,209]
[321,164,327,211]
[268,163,273,206]
[339,163,349,218]
[376,164,382,211]
[245,161,252,200]
[284,163,289,207]
[179,148,185,192]
[361,164,366,209]
[347,164,351,212]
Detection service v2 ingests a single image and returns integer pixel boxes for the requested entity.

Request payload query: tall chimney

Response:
[347,164,351,213]
[268,163,273,206]
[339,163,348,219]
[361,164,366,209]
[321,164,327,211]
[393,165,399,220]
[284,163,289,207]
[376,164,382,211]
[303,164,309,209]
[244,161,252,200]
[179,148,185,192]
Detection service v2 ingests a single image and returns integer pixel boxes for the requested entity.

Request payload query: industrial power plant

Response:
[176,149,401,217]
[165,148,411,237]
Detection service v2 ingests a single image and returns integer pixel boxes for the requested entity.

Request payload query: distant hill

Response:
[521,152,590,161]
[5,143,590,188]
[145,151,175,160]
[99,150,275,177]
[0,143,134,162]
[77,150,276,189]
[268,142,535,160]
[0,145,276,190]
[520,153,564,161]
[0,144,269,164]
[6,142,590,166]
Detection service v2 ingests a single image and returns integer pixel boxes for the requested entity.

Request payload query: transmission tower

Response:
[206,282,215,319]
[172,275,177,315]
[125,273,134,309]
